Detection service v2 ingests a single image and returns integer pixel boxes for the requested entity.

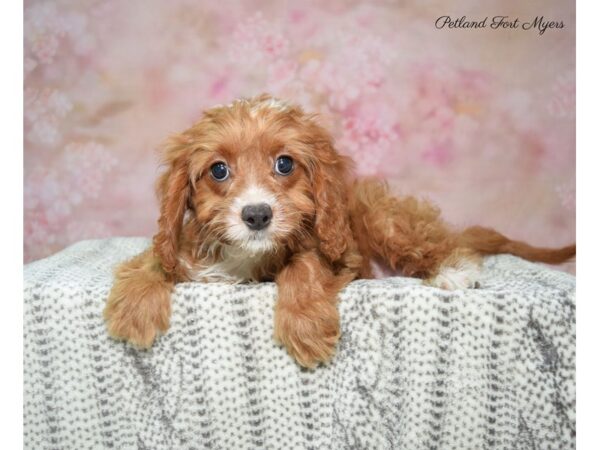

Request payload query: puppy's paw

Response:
[424,250,482,290]
[274,304,340,369]
[103,280,172,348]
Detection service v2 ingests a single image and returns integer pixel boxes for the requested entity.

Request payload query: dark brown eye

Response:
[275,155,294,176]
[210,162,229,181]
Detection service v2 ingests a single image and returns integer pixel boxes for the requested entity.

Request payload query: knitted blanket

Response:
[24,238,576,450]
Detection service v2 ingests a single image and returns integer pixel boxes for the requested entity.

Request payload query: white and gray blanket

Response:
[24,238,576,449]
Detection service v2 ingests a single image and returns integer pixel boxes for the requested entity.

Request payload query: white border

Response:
[0,1,23,447]
[577,0,598,447]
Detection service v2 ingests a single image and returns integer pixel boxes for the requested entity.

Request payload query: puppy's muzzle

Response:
[241,203,273,231]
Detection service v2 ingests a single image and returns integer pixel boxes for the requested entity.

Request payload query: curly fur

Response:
[104,94,576,368]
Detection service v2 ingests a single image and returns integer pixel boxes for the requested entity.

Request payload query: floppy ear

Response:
[152,138,192,275]
[311,138,355,263]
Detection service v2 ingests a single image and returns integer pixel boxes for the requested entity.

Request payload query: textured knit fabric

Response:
[24,238,576,450]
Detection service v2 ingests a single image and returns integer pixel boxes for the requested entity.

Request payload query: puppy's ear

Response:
[311,136,355,263]
[152,136,192,275]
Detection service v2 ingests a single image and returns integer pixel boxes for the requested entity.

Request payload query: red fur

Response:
[104,94,575,367]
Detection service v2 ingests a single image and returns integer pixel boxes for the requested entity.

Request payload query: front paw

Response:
[103,282,172,348]
[274,304,340,369]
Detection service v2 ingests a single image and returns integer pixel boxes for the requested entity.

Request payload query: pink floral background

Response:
[24,0,575,272]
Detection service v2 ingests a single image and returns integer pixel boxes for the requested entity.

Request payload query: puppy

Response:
[104,94,575,368]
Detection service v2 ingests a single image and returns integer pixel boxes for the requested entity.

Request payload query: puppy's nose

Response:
[241,203,272,231]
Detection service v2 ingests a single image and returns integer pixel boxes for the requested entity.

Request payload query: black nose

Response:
[241,203,273,231]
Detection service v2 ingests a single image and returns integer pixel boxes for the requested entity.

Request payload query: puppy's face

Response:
[154,96,355,273]
[184,99,321,254]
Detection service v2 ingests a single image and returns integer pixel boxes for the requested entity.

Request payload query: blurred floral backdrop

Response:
[24,0,575,272]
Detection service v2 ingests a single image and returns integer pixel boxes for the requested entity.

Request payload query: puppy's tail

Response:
[459,226,575,264]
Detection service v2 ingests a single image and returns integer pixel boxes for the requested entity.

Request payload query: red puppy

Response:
[104,95,575,368]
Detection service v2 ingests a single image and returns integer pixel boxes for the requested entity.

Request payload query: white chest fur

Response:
[184,245,270,283]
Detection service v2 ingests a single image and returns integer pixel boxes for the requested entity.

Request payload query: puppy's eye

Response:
[210,162,229,181]
[275,155,294,176]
